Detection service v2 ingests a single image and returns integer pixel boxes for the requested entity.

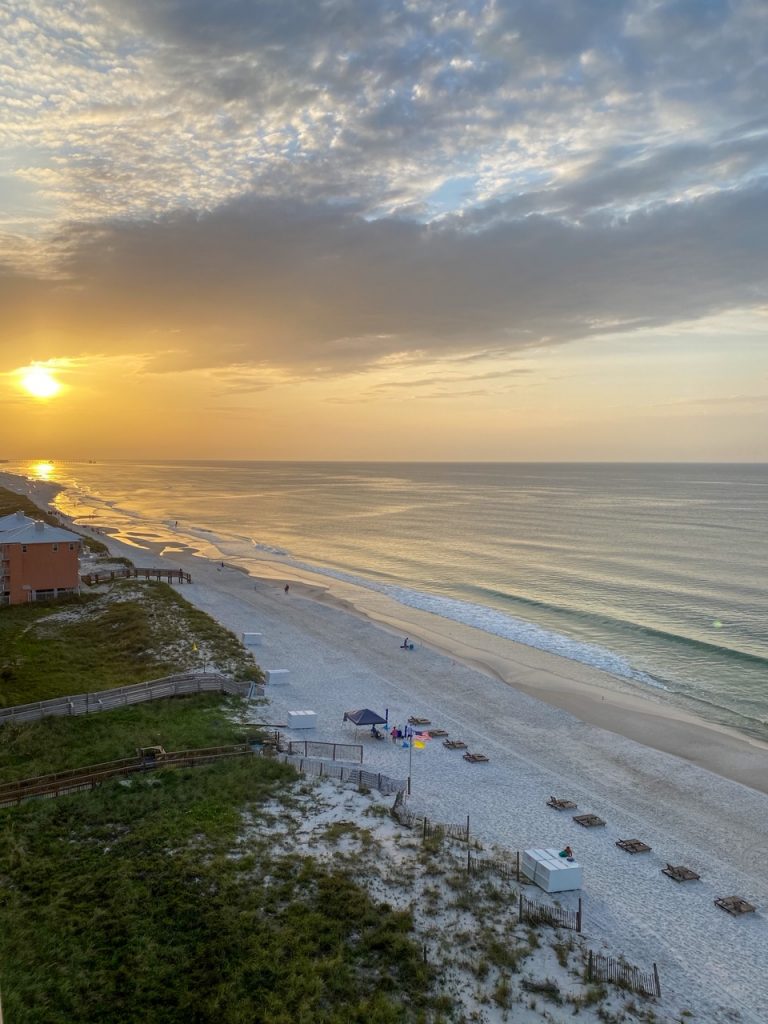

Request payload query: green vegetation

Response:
[0,578,262,707]
[0,512,440,1023]
[0,754,434,1023]
[0,693,251,782]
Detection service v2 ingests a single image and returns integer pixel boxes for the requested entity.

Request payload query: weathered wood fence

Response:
[392,791,482,846]
[587,952,661,998]
[81,568,191,585]
[520,893,582,932]
[467,850,523,882]
[0,673,249,727]
[0,743,257,809]
[276,752,406,796]
[287,740,363,763]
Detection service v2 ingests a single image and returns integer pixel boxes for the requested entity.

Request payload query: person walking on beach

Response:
[284,583,290,594]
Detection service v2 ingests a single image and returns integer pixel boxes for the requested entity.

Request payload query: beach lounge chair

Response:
[443,739,467,749]
[408,716,431,726]
[714,896,756,915]
[547,797,577,811]
[616,838,652,854]
[463,752,489,763]
[662,864,700,882]
[429,728,449,737]
[573,814,606,828]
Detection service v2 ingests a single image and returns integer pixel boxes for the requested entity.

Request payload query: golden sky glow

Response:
[0,2,766,460]
[19,366,61,400]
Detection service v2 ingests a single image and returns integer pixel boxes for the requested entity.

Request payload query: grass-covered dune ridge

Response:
[0,749,434,1024]
[0,579,263,707]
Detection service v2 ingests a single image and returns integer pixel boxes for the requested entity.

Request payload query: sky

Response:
[1,0,767,461]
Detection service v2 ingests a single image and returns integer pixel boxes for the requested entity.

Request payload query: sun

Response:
[20,366,61,399]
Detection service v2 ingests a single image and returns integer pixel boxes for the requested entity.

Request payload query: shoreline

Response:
[3,468,768,794]
[243,563,768,795]
[4,470,768,1020]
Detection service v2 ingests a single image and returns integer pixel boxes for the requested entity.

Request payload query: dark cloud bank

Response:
[2,176,766,373]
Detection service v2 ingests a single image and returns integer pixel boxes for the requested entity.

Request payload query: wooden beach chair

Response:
[429,728,449,737]
[408,716,431,726]
[616,838,652,854]
[443,739,467,749]
[573,813,606,828]
[662,864,700,882]
[463,752,489,763]
[547,797,577,811]
[714,896,756,915]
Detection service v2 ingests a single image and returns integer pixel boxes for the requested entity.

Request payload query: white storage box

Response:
[522,848,582,893]
[265,669,290,685]
[242,632,263,646]
[287,709,317,729]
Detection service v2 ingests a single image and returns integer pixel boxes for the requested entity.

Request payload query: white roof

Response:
[1,521,81,544]
[0,511,37,532]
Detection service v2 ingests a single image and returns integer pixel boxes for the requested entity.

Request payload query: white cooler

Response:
[522,848,582,893]
[265,669,290,685]
[287,710,317,729]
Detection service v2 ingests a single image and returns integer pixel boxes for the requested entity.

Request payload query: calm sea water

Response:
[8,460,768,741]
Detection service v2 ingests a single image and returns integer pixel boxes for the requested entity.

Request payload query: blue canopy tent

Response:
[343,708,387,726]
[343,708,388,738]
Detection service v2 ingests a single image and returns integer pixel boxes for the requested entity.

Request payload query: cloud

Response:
[3,0,767,236]
[1,177,765,377]
[1,0,766,383]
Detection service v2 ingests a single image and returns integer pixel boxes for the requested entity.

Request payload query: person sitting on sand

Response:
[400,637,409,649]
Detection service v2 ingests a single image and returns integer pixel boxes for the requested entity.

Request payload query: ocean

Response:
[7,459,768,742]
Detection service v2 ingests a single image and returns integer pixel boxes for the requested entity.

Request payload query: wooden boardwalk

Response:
[81,567,191,585]
[0,743,257,809]
[0,672,249,727]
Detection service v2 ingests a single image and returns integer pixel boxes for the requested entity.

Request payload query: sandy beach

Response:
[152,547,768,1022]
[4,470,768,1022]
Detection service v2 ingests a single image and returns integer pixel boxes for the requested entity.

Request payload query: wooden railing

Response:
[0,743,259,809]
[286,740,363,763]
[81,568,192,585]
[0,673,249,726]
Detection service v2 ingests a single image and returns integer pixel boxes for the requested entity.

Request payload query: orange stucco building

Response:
[0,511,82,605]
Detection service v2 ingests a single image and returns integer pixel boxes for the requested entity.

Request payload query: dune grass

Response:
[0,755,434,1024]
[0,578,262,708]
[0,487,441,1022]
[0,692,256,783]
